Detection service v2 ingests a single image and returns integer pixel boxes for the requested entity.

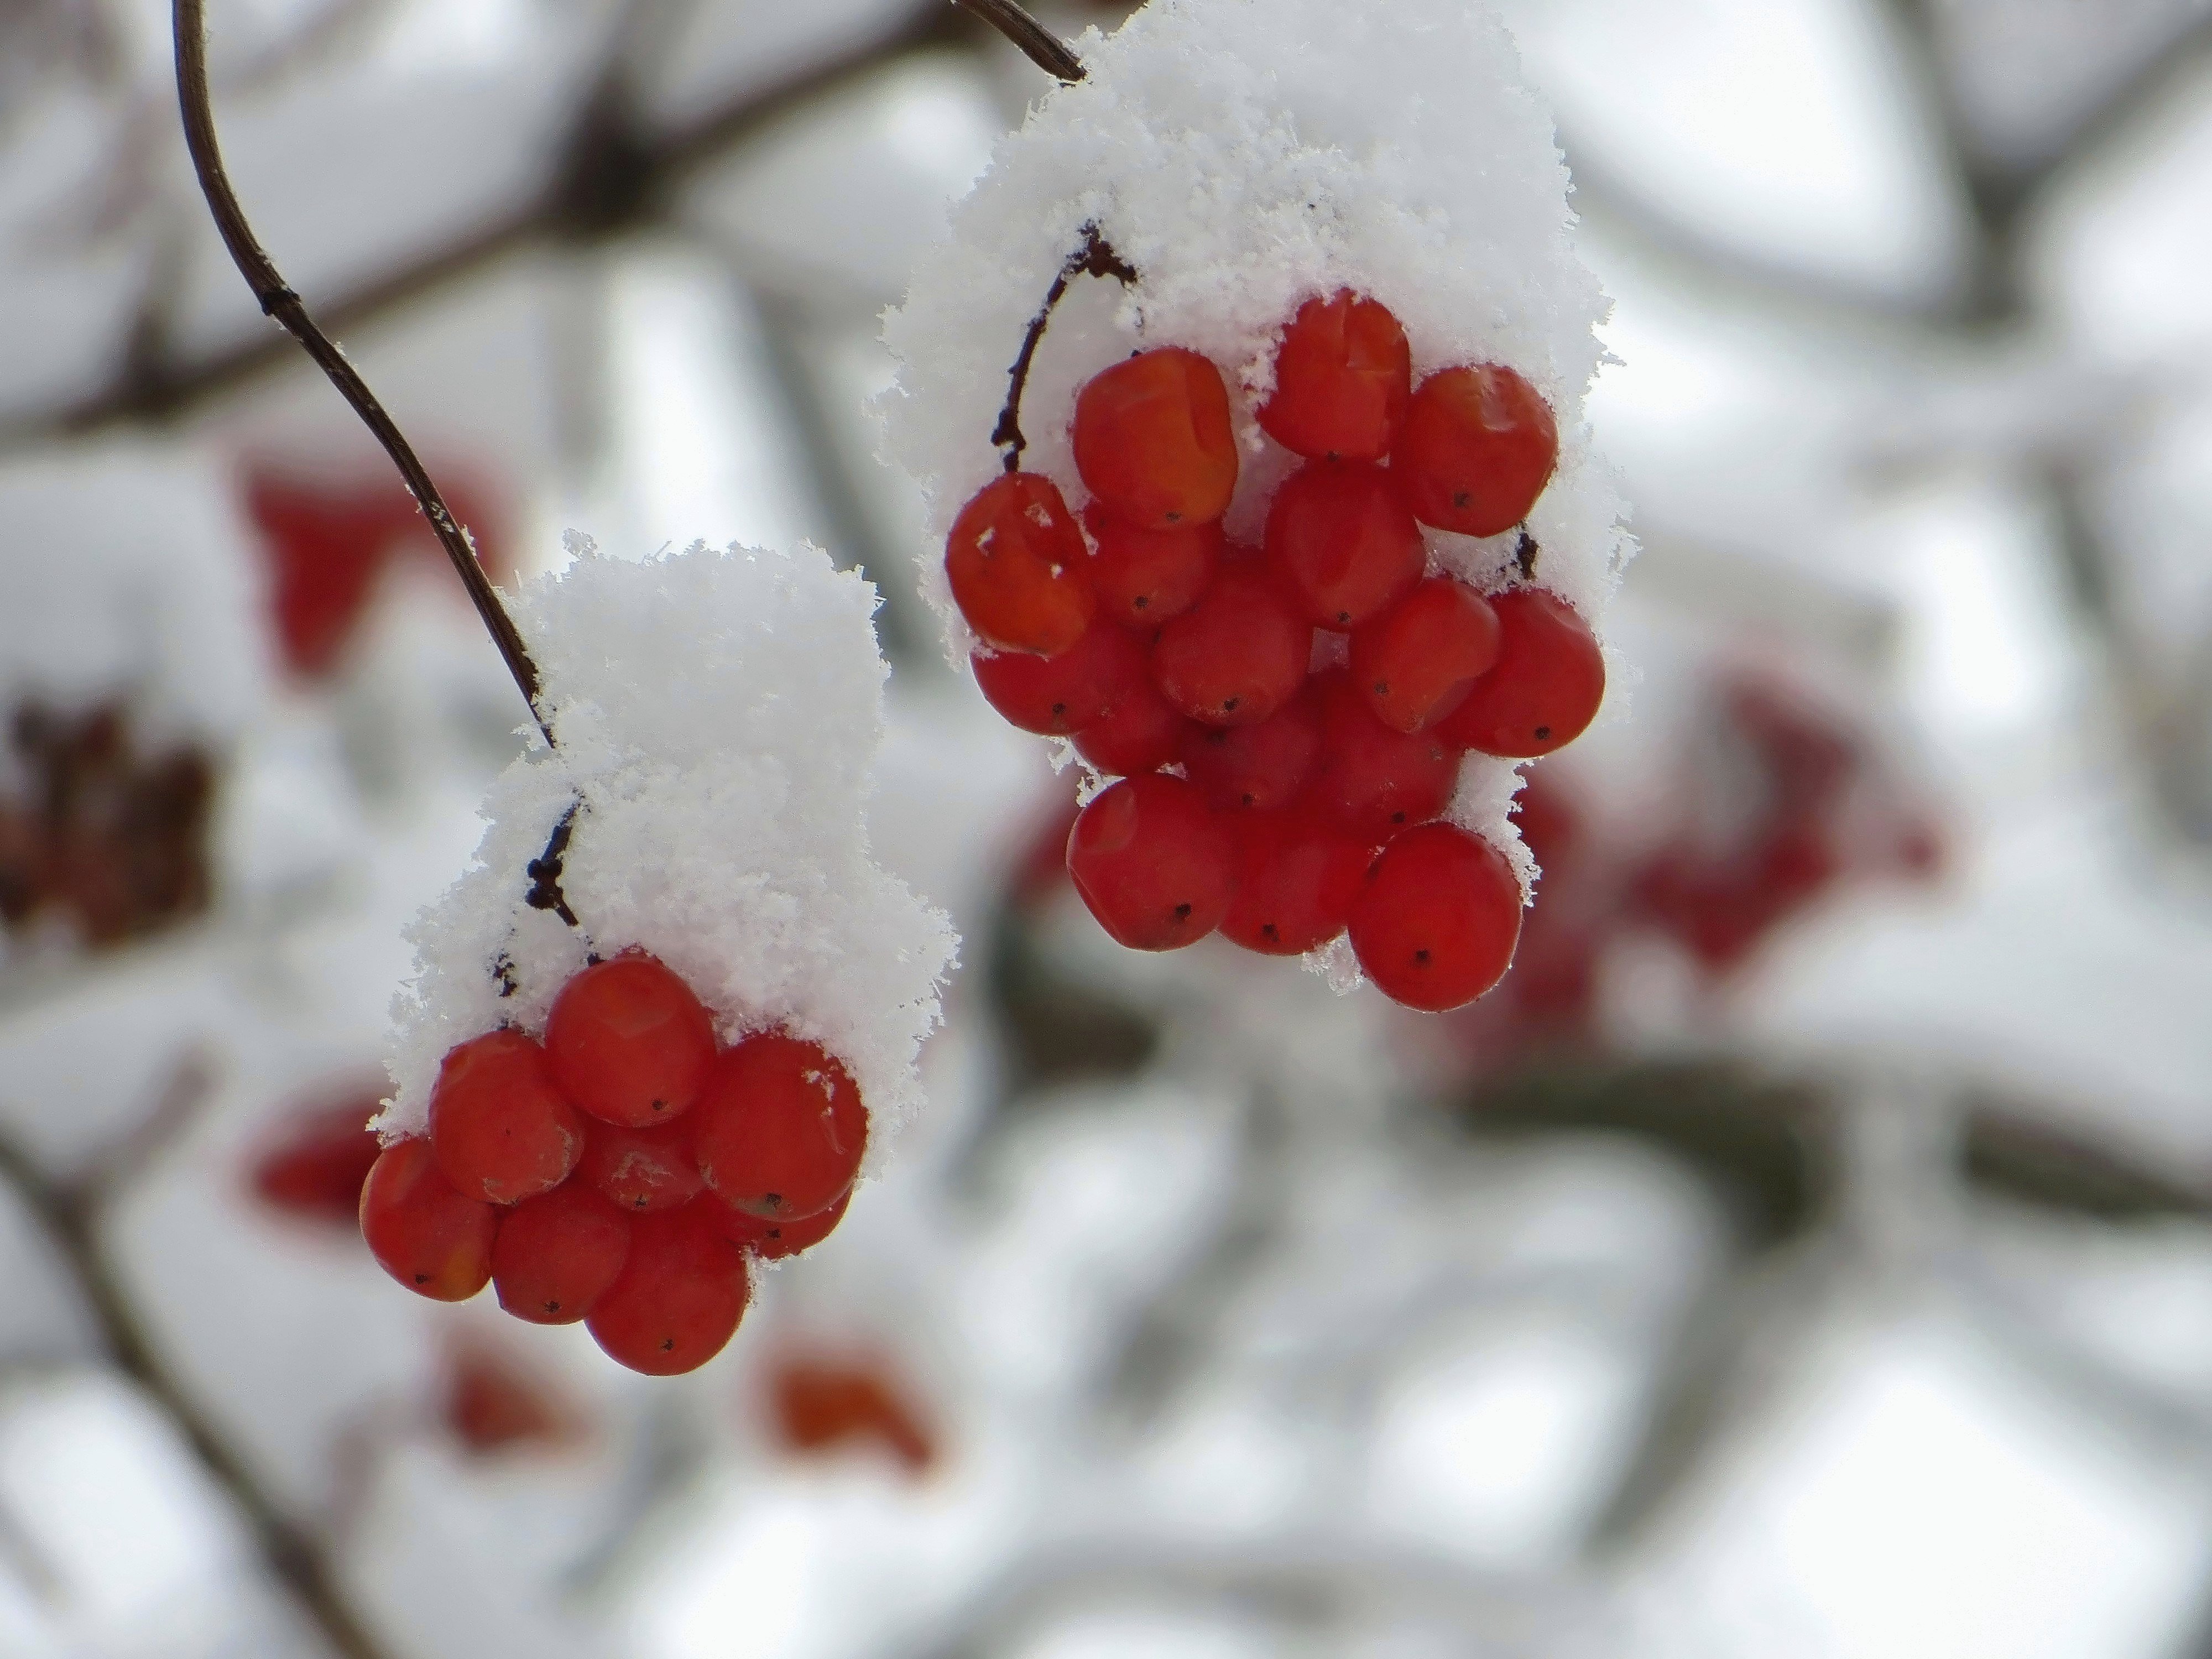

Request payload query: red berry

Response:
[1395,366,1558,537]
[1179,685,1320,810]
[443,1344,581,1453]
[717,1188,851,1261]
[1349,822,1523,1010]
[1308,672,1460,841]
[693,1035,868,1222]
[1258,290,1411,462]
[946,472,1095,656]
[251,1098,382,1224]
[491,1180,632,1323]
[1433,589,1604,758]
[1072,675,1191,776]
[971,623,1147,737]
[1065,773,1235,950]
[585,1203,752,1376]
[1073,347,1238,528]
[579,1116,705,1213]
[359,1139,498,1301]
[1150,560,1309,727]
[1265,461,1426,629]
[1349,578,1501,733]
[1219,811,1369,955]
[429,1029,586,1205]
[545,952,718,1129]
[1086,508,1221,625]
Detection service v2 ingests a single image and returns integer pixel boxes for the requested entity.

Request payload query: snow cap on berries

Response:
[379,539,957,1170]
[879,0,1630,643]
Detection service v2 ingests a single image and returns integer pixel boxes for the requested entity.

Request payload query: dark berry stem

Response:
[525,804,583,930]
[952,0,1084,84]
[992,225,1138,472]
[173,0,553,749]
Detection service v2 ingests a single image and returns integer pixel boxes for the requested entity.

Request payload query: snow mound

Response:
[877,0,1630,907]
[379,539,957,1169]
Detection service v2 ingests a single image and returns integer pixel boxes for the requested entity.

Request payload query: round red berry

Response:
[1179,685,1320,811]
[1258,290,1411,462]
[1265,461,1426,629]
[1150,560,1309,727]
[428,1029,586,1205]
[716,1187,851,1261]
[1395,365,1558,537]
[1073,347,1238,528]
[1348,822,1523,1010]
[579,1115,705,1213]
[544,952,718,1129]
[1066,773,1236,950]
[359,1138,498,1301]
[491,1180,632,1324]
[946,471,1096,656]
[1308,672,1460,842]
[693,1035,868,1222]
[1432,588,1604,758]
[1071,675,1191,777]
[1086,508,1220,626]
[585,1202,752,1376]
[1349,578,1501,733]
[971,623,1147,737]
[1219,811,1369,956]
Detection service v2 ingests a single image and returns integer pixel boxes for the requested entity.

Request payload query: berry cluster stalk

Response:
[171,0,552,749]
[951,0,1084,84]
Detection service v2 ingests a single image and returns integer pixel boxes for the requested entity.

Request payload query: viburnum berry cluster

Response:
[949,292,1604,1011]
[362,951,864,1374]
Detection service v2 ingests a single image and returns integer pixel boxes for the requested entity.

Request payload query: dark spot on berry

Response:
[1336,611,1352,624]
[763,1192,781,1209]
[1390,811,1407,823]
[1051,701,1068,717]
[1165,510,1183,523]
[414,1273,430,1284]
[1452,491,1472,508]
[1372,680,1389,696]
[1533,725,1552,740]
[1173,902,1192,920]
[650,1099,667,1113]
[1413,948,1431,964]
[660,1337,675,1351]
[1134,596,1149,609]
[1262,923,1279,940]
[544,1300,560,1312]
[1241,792,1256,806]
[1222,697,1240,712]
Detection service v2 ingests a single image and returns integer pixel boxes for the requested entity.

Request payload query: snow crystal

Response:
[379,539,957,1170]
[878,0,1632,921]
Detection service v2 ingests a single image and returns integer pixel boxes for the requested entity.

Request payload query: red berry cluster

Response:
[358,953,864,1375]
[947,290,1606,1011]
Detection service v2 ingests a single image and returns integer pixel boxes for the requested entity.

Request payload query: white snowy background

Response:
[0,1,2208,1657]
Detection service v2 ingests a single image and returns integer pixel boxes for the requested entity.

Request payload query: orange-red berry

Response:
[1071,674,1192,777]
[946,472,1097,655]
[1073,348,1238,528]
[971,623,1148,737]
[693,1035,868,1223]
[1348,822,1523,1010]
[585,1202,752,1376]
[717,1188,852,1262]
[1258,291,1411,462]
[1432,588,1604,758]
[544,952,718,1129]
[1150,559,1309,727]
[578,1115,705,1214]
[1349,577,1501,733]
[1179,684,1321,811]
[1395,365,1558,537]
[1086,509,1221,626]
[1065,773,1237,950]
[1265,461,1426,629]
[1219,811,1369,956]
[492,1180,632,1324]
[1308,672,1459,842]
[429,1029,585,1205]
[360,1138,498,1301]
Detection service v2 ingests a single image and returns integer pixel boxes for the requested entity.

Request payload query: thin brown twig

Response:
[952,0,1083,84]
[992,223,1135,469]
[172,0,551,743]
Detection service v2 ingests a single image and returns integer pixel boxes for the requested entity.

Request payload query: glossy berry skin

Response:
[1395,366,1558,537]
[1258,290,1411,462]
[491,1181,632,1324]
[1350,578,1501,733]
[1265,461,1426,629]
[1086,510,1220,626]
[1071,676,1191,777]
[1433,589,1605,758]
[717,1188,851,1261]
[429,1029,586,1206]
[580,1116,705,1213]
[693,1036,868,1222]
[1219,812,1369,956]
[586,1203,752,1376]
[971,623,1147,737]
[1066,773,1236,951]
[1308,673,1460,842]
[1073,348,1238,528]
[1179,686,1320,811]
[360,1139,498,1301]
[946,472,1096,656]
[545,952,718,1129]
[1350,823,1523,1010]
[1150,561,1309,727]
